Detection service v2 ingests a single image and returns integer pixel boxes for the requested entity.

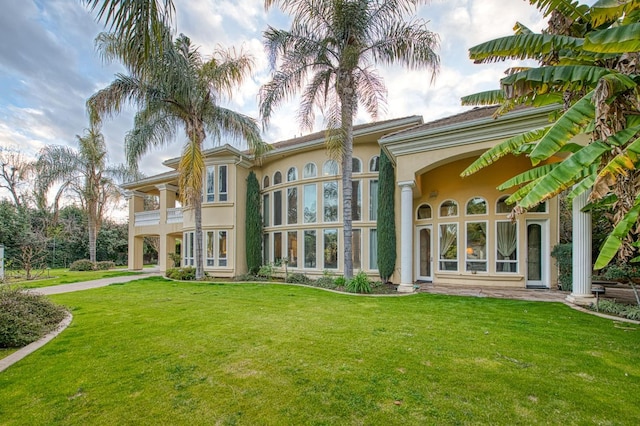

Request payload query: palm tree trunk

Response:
[88,215,97,263]
[194,195,204,280]
[340,74,356,279]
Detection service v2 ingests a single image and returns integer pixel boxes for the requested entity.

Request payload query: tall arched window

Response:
[263,175,270,189]
[439,200,458,217]
[303,162,317,178]
[323,160,339,176]
[352,157,362,173]
[287,167,298,182]
[274,171,282,185]
[466,197,487,215]
[369,156,379,172]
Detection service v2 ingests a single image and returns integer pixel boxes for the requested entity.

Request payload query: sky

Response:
[0,0,551,207]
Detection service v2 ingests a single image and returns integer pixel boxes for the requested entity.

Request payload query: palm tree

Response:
[88,30,268,280]
[260,0,440,279]
[82,0,175,74]
[35,125,123,263]
[460,0,640,270]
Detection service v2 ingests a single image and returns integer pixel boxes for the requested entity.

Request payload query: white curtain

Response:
[439,224,457,259]
[497,222,517,259]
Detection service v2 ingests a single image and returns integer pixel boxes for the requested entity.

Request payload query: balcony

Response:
[134,208,184,227]
[134,211,160,226]
[167,207,183,224]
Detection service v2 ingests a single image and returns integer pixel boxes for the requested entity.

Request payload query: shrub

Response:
[623,305,640,320]
[234,273,266,282]
[69,259,95,271]
[95,261,116,270]
[258,263,274,280]
[550,243,572,291]
[168,252,181,268]
[165,267,197,281]
[314,276,338,289]
[0,286,67,348]
[287,273,311,284]
[592,299,626,315]
[345,271,372,294]
[334,276,346,287]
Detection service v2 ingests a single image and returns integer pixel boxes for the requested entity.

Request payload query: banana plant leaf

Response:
[498,163,557,190]
[597,136,640,181]
[460,127,549,177]
[500,66,610,98]
[529,91,595,165]
[461,90,505,106]
[594,194,640,269]
[519,142,609,208]
[528,0,590,20]
[506,177,543,204]
[469,33,584,64]
[566,171,598,202]
[590,0,640,27]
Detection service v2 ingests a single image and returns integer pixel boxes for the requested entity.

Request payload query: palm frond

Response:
[178,138,204,207]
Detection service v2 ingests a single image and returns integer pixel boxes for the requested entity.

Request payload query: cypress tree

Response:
[245,171,262,274]
[377,150,397,283]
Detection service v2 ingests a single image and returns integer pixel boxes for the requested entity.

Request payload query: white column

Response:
[398,181,415,293]
[567,189,593,304]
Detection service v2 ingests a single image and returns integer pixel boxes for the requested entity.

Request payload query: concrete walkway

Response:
[32,269,161,295]
[416,282,568,302]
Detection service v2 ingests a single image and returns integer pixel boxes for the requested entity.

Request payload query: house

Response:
[122,105,594,301]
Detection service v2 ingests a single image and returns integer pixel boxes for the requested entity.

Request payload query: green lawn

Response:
[1,277,639,425]
[2,268,144,289]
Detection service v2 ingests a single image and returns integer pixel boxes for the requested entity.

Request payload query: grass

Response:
[0,277,639,425]
[1,268,144,289]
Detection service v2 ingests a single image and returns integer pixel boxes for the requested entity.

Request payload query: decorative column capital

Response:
[156,184,179,192]
[398,180,416,189]
[125,190,146,200]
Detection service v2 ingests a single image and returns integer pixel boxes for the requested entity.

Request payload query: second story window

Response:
[206,166,215,202]
[219,165,227,201]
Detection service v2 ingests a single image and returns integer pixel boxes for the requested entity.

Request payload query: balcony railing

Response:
[167,208,183,224]
[134,210,160,226]
[134,208,184,227]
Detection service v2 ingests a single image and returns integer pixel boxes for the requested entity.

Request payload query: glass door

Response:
[526,220,548,288]
[416,226,433,281]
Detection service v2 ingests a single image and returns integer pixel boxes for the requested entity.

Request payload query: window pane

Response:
[466,197,487,215]
[287,187,297,224]
[303,163,316,178]
[529,201,547,213]
[263,233,269,265]
[439,200,458,217]
[274,171,282,185]
[206,231,215,267]
[303,184,316,223]
[274,190,282,226]
[263,194,270,226]
[206,166,215,202]
[370,156,379,172]
[287,167,297,182]
[353,229,361,269]
[496,221,518,273]
[323,229,338,269]
[352,158,362,173]
[369,180,379,221]
[352,180,361,221]
[274,232,282,264]
[417,204,432,219]
[288,231,298,267]
[263,175,269,188]
[323,181,338,222]
[497,196,511,214]
[466,222,487,272]
[219,165,227,201]
[369,229,378,270]
[219,231,227,267]
[304,230,316,268]
[439,223,458,271]
[323,160,338,176]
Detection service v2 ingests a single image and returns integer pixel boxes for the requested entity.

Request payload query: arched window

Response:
[287,167,298,182]
[496,195,511,214]
[274,171,282,185]
[466,197,487,215]
[439,200,458,217]
[323,160,339,176]
[417,204,432,220]
[303,162,317,178]
[352,157,362,173]
[263,175,270,188]
[369,156,379,172]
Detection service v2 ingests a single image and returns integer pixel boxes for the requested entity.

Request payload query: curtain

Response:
[439,224,457,259]
[497,221,517,258]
